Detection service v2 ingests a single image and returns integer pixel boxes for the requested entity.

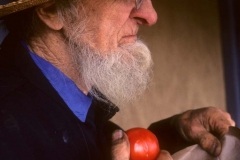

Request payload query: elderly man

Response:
[0,0,235,159]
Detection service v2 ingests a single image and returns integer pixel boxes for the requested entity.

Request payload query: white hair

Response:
[58,1,153,107]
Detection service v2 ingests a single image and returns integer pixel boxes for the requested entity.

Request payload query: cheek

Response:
[91,18,125,51]
[81,2,132,51]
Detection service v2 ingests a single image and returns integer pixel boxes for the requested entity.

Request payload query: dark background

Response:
[219,0,240,127]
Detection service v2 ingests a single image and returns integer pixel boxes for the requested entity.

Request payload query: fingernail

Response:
[112,130,123,141]
[211,142,220,156]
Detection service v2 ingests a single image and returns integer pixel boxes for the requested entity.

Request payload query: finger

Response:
[111,130,130,160]
[218,109,235,126]
[192,128,222,157]
[156,150,173,160]
[231,119,236,126]
[177,107,235,157]
[207,108,233,138]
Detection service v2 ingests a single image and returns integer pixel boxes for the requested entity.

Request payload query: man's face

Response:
[63,0,157,52]
[61,0,157,106]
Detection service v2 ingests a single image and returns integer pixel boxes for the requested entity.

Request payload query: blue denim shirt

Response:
[21,41,92,122]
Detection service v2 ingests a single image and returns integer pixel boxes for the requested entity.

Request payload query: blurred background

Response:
[112,0,240,129]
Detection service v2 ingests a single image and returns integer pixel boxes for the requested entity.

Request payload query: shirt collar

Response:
[21,41,92,122]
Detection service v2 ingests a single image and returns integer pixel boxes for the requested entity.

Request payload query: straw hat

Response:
[0,0,50,18]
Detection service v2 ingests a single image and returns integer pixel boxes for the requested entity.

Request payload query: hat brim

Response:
[0,0,50,18]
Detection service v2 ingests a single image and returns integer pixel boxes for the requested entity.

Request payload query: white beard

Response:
[61,9,153,107]
[68,40,153,107]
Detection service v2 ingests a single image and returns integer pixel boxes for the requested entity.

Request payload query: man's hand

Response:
[111,130,173,160]
[156,150,173,160]
[111,130,130,160]
[176,107,235,156]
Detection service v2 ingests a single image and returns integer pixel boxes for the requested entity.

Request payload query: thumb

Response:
[156,150,173,160]
[111,130,130,160]
[193,129,222,156]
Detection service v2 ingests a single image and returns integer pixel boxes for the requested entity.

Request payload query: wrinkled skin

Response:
[111,107,235,159]
[156,150,173,160]
[176,107,235,157]
[111,130,130,160]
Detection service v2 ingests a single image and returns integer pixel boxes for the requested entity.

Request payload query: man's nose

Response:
[130,0,158,26]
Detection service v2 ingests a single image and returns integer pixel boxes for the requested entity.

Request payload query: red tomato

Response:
[126,128,160,160]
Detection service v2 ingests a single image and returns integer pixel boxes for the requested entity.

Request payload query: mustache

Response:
[68,39,153,107]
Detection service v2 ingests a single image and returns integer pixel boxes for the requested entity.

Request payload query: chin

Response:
[83,40,153,107]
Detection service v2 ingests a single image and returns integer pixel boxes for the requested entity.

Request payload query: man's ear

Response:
[35,1,63,30]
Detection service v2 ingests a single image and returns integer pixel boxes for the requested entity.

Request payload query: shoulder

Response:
[0,68,27,97]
